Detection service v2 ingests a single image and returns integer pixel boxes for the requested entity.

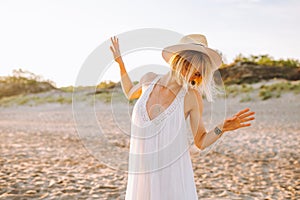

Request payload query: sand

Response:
[0,93,299,199]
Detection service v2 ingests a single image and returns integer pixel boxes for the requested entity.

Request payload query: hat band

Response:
[192,43,206,47]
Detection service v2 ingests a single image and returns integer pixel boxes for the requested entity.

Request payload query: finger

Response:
[235,108,250,117]
[240,123,251,127]
[110,46,116,55]
[239,111,255,119]
[111,36,116,44]
[238,108,250,115]
[240,117,255,123]
[111,36,115,43]
[110,46,114,52]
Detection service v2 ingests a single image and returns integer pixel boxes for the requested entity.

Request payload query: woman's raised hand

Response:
[223,108,255,132]
[110,36,123,64]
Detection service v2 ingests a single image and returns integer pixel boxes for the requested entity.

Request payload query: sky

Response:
[0,0,299,87]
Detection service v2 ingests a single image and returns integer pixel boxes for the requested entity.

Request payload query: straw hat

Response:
[162,34,222,71]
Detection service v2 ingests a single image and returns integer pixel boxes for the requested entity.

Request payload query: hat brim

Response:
[162,44,222,71]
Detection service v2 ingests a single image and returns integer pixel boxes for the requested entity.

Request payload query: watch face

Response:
[214,127,222,135]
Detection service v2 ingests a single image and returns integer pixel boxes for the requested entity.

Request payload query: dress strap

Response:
[143,74,162,94]
[150,74,162,87]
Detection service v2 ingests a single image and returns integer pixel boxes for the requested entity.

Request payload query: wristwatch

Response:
[214,126,223,135]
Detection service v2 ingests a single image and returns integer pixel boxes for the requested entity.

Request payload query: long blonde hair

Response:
[169,50,220,102]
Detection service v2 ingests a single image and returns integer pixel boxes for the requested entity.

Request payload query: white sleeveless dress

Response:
[125,75,198,200]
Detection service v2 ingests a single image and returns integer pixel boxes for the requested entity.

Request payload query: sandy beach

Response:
[0,92,299,199]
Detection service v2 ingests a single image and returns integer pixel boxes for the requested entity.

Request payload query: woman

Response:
[110,34,255,199]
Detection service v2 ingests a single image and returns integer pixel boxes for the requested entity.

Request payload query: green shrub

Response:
[97,80,116,89]
[259,89,273,100]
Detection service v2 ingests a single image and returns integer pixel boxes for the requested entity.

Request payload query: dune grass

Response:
[258,81,300,100]
[221,81,300,102]
[223,84,254,98]
[0,93,72,107]
[95,91,136,105]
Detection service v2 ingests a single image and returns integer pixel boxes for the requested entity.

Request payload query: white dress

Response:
[125,75,198,200]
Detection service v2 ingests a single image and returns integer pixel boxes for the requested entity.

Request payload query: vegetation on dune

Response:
[222,81,300,102]
[96,80,117,89]
[0,69,74,106]
[221,54,300,68]
[223,84,254,98]
[0,93,72,107]
[0,69,56,99]
[258,81,300,100]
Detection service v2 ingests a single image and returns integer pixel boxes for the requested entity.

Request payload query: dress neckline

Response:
[144,75,184,123]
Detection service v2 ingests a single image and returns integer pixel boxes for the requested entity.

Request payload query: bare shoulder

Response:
[184,88,203,114]
[140,72,158,85]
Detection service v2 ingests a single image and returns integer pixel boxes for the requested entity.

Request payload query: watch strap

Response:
[214,126,223,135]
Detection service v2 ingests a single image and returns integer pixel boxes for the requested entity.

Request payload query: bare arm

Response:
[118,60,142,100]
[188,90,255,150]
[109,36,141,100]
[188,89,212,150]
[109,36,157,100]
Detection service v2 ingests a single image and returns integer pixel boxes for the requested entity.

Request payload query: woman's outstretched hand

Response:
[223,108,255,132]
[110,36,123,64]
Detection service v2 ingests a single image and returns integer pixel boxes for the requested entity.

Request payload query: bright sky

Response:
[0,0,299,87]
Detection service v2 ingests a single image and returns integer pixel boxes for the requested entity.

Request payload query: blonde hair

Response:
[169,50,220,102]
